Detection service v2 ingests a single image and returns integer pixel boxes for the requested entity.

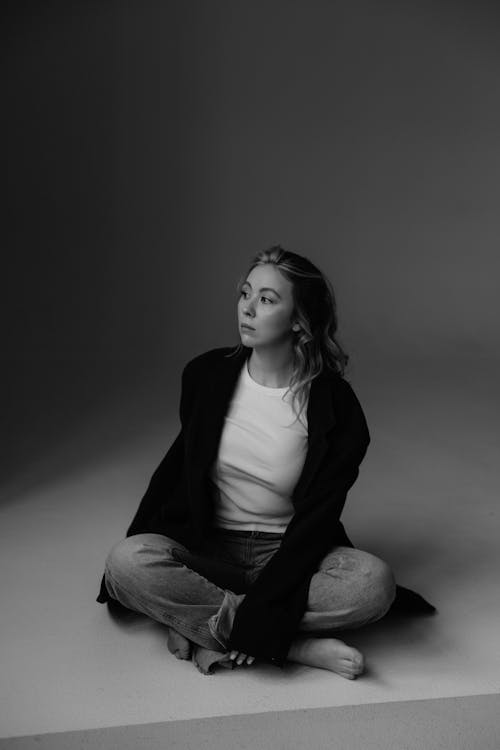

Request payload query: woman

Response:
[97,247,424,678]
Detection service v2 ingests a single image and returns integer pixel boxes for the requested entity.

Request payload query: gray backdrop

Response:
[5,0,500,480]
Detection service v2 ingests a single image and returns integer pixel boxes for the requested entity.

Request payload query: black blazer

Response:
[97,345,434,665]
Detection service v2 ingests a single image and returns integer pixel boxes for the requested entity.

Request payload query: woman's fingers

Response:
[229,650,255,665]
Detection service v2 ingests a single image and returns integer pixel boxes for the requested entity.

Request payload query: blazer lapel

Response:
[184,347,251,514]
[291,370,337,505]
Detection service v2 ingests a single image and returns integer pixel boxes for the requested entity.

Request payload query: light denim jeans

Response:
[104,529,395,674]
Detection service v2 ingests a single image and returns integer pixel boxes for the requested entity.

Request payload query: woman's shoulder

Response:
[318,364,352,393]
[319,367,366,419]
[182,345,241,377]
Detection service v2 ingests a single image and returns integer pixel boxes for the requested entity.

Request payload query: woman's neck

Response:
[247,346,295,388]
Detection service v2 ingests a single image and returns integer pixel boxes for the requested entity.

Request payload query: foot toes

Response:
[341,671,357,680]
[338,656,363,679]
[173,648,191,660]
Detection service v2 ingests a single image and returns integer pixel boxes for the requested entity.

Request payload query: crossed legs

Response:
[104,533,396,677]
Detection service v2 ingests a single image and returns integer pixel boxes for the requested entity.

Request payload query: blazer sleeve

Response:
[125,360,196,537]
[227,378,370,665]
[96,360,196,603]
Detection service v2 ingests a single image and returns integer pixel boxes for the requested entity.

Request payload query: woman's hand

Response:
[229,650,255,666]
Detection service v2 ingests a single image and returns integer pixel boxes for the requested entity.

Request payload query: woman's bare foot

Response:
[166,627,192,660]
[287,637,364,680]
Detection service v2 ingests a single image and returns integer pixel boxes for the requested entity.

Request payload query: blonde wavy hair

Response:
[225,246,349,422]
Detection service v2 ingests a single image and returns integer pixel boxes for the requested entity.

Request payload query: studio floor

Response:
[1,357,499,748]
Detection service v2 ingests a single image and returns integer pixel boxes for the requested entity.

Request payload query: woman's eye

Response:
[239,290,273,304]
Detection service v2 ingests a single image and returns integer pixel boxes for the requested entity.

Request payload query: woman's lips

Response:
[240,324,255,331]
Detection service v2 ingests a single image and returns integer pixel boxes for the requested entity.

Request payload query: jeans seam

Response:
[105,568,225,650]
[168,616,224,648]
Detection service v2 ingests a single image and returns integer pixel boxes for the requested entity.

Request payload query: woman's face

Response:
[238,264,297,348]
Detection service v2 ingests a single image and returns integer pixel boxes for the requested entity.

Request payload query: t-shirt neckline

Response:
[244,359,290,395]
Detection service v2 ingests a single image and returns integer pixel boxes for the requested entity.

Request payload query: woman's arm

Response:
[228,379,370,665]
[96,359,197,604]
[125,360,196,537]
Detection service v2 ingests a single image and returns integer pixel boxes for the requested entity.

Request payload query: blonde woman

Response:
[97,247,433,677]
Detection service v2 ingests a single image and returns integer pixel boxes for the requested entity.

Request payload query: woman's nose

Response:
[243,299,255,315]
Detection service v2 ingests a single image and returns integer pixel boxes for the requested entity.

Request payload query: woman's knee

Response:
[360,551,396,616]
[104,533,176,582]
[313,547,396,622]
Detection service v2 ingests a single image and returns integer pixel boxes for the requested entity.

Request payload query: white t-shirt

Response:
[209,359,309,532]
